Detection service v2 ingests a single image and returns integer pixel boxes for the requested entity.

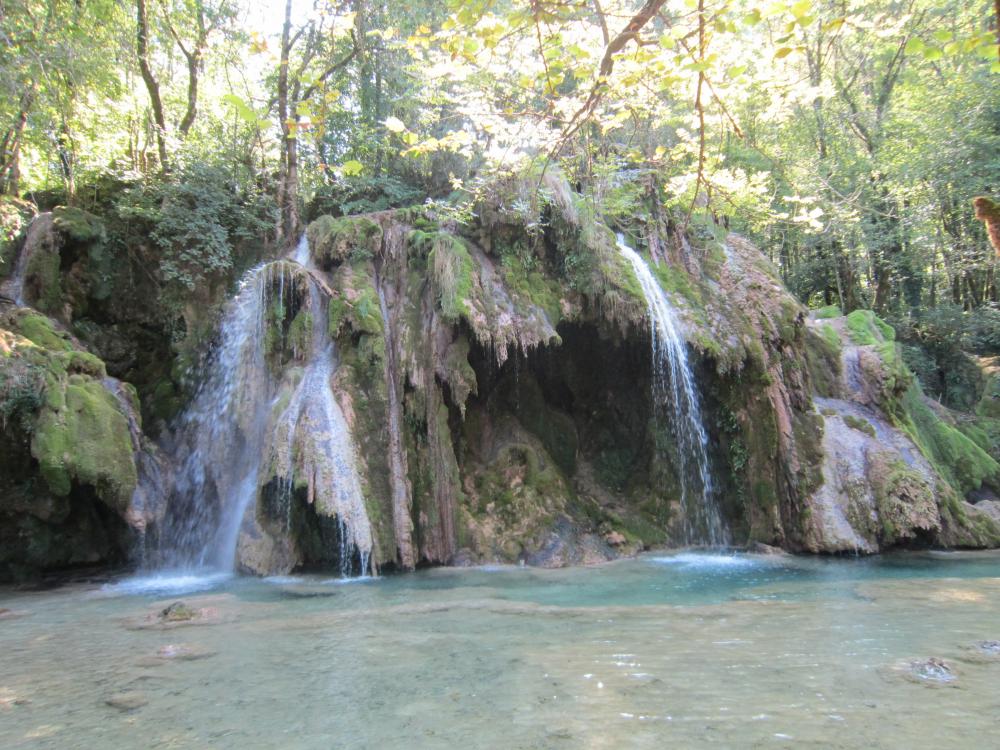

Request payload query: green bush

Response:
[116,160,276,293]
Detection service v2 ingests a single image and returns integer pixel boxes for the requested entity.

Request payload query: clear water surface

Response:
[2,551,1000,748]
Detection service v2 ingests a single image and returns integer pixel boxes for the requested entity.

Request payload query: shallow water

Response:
[3,551,1000,748]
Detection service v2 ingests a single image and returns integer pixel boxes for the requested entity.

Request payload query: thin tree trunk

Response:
[0,88,36,195]
[276,0,298,243]
[136,0,169,171]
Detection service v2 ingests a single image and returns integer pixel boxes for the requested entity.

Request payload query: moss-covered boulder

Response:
[802,310,1000,551]
[307,215,383,269]
[0,305,144,579]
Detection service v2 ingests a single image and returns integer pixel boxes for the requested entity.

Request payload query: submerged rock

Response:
[104,692,148,712]
[154,643,216,661]
[127,599,228,630]
[884,657,959,687]
[159,601,195,622]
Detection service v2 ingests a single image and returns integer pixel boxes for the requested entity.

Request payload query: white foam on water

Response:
[101,571,233,597]
[317,575,380,586]
[649,552,764,570]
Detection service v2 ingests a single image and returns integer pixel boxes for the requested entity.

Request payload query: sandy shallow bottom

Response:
[2,551,1000,749]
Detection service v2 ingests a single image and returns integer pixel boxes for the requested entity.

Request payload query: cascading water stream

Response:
[1,214,50,306]
[267,280,374,577]
[156,235,374,576]
[616,234,727,546]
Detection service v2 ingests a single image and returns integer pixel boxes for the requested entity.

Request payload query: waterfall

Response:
[616,234,727,546]
[157,236,374,575]
[266,280,374,577]
[1,214,51,306]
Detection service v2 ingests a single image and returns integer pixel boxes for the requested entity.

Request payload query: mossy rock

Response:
[30,379,137,510]
[52,206,106,243]
[804,327,841,398]
[308,215,383,268]
[899,386,1000,498]
[869,454,939,545]
[813,304,842,319]
[423,232,474,324]
[846,309,895,346]
[23,245,63,316]
[844,414,876,438]
[12,313,73,352]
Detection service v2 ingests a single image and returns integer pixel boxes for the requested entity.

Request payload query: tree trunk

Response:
[136,0,169,171]
[276,0,299,243]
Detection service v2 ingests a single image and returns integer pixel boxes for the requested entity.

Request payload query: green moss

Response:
[819,323,840,349]
[846,309,896,346]
[814,304,842,319]
[752,480,779,513]
[307,215,383,268]
[649,255,702,308]
[843,414,876,438]
[898,385,1000,497]
[14,314,73,352]
[52,206,106,243]
[499,252,562,324]
[426,233,474,323]
[286,310,313,358]
[30,380,137,508]
[328,262,384,340]
[23,246,63,315]
[804,327,842,398]
[976,372,1000,420]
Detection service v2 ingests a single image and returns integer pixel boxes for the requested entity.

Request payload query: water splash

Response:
[616,234,727,546]
[158,236,373,575]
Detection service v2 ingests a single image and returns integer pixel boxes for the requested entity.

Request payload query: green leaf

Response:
[774,47,794,59]
[904,38,925,54]
[340,159,364,176]
[922,47,943,61]
[384,116,406,133]
[222,94,258,123]
[743,10,762,26]
[790,0,811,20]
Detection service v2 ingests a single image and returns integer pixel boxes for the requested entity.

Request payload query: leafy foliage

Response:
[116,161,276,292]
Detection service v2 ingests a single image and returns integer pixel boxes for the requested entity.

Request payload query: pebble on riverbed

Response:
[883,657,959,687]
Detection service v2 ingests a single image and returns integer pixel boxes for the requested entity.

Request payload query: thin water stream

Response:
[2,552,1000,748]
[617,235,726,545]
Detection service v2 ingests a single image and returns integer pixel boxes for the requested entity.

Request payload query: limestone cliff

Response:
[2,178,1000,579]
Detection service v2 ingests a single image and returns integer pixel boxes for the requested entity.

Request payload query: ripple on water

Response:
[100,571,233,597]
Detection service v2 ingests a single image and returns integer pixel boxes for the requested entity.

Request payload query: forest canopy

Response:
[2,1,999,351]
